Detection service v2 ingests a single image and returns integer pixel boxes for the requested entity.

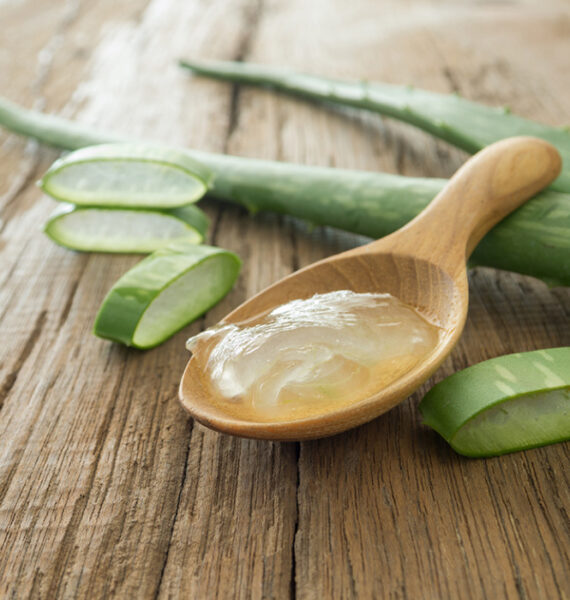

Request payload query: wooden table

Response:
[1,1,569,598]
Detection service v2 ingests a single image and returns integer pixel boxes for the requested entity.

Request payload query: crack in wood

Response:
[152,425,194,600]
[422,28,463,97]
[85,390,145,597]
[0,141,41,225]
[521,460,567,599]
[0,310,47,410]
[0,369,61,516]
[58,274,83,328]
[224,0,266,151]
[290,442,300,600]
[235,0,265,63]
[43,370,125,599]
[287,219,300,273]
[441,65,462,96]
[208,206,225,247]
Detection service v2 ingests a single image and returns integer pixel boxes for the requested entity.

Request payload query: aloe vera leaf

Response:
[40,143,212,208]
[94,242,241,349]
[43,203,209,253]
[419,348,570,457]
[171,204,210,239]
[179,59,570,194]
[0,96,569,287]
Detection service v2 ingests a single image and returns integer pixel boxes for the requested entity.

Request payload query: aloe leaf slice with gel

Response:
[40,143,212,208]
[43,203,209,253]
[419,347,570,457]
[94,242,241,348]
[170,204,210,239]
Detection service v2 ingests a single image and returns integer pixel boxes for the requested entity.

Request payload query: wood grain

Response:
[0,0,569,598]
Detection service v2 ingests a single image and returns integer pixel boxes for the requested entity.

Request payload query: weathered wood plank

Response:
[0,0,568,598]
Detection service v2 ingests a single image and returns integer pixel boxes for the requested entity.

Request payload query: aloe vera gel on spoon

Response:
[186,290,441,422]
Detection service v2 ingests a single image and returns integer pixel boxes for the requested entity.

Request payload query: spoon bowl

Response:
[180,137,561,440]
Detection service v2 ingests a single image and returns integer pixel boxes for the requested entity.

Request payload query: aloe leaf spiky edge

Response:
[0,95,569,287]
[179,59,570,195]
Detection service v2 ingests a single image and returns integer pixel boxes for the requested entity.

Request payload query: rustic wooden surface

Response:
[0,0,569,598]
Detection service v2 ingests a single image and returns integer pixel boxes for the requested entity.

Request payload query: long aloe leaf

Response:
[180,59,570,195]
[0,96,568,287]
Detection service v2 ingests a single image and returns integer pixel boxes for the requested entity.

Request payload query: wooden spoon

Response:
[179,137,561,441]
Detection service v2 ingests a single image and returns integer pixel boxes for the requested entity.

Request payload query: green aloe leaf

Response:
[180,59,570,194]
[94,242,241,348]
[419,348,570,457]
[43,203,210,253]
[1,96,569,287]
[40,143,212,208]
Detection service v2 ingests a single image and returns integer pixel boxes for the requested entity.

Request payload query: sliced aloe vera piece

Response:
[169,204,210,239]
[94,242,241,349]
[43,203,210,253]
[40,143,212,208]
[419,347,570,457]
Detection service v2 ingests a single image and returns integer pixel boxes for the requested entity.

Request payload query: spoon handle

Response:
[374,136,561,276]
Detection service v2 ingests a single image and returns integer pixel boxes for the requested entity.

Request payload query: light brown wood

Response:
[1,0,569,598]
[180,137,561,440]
